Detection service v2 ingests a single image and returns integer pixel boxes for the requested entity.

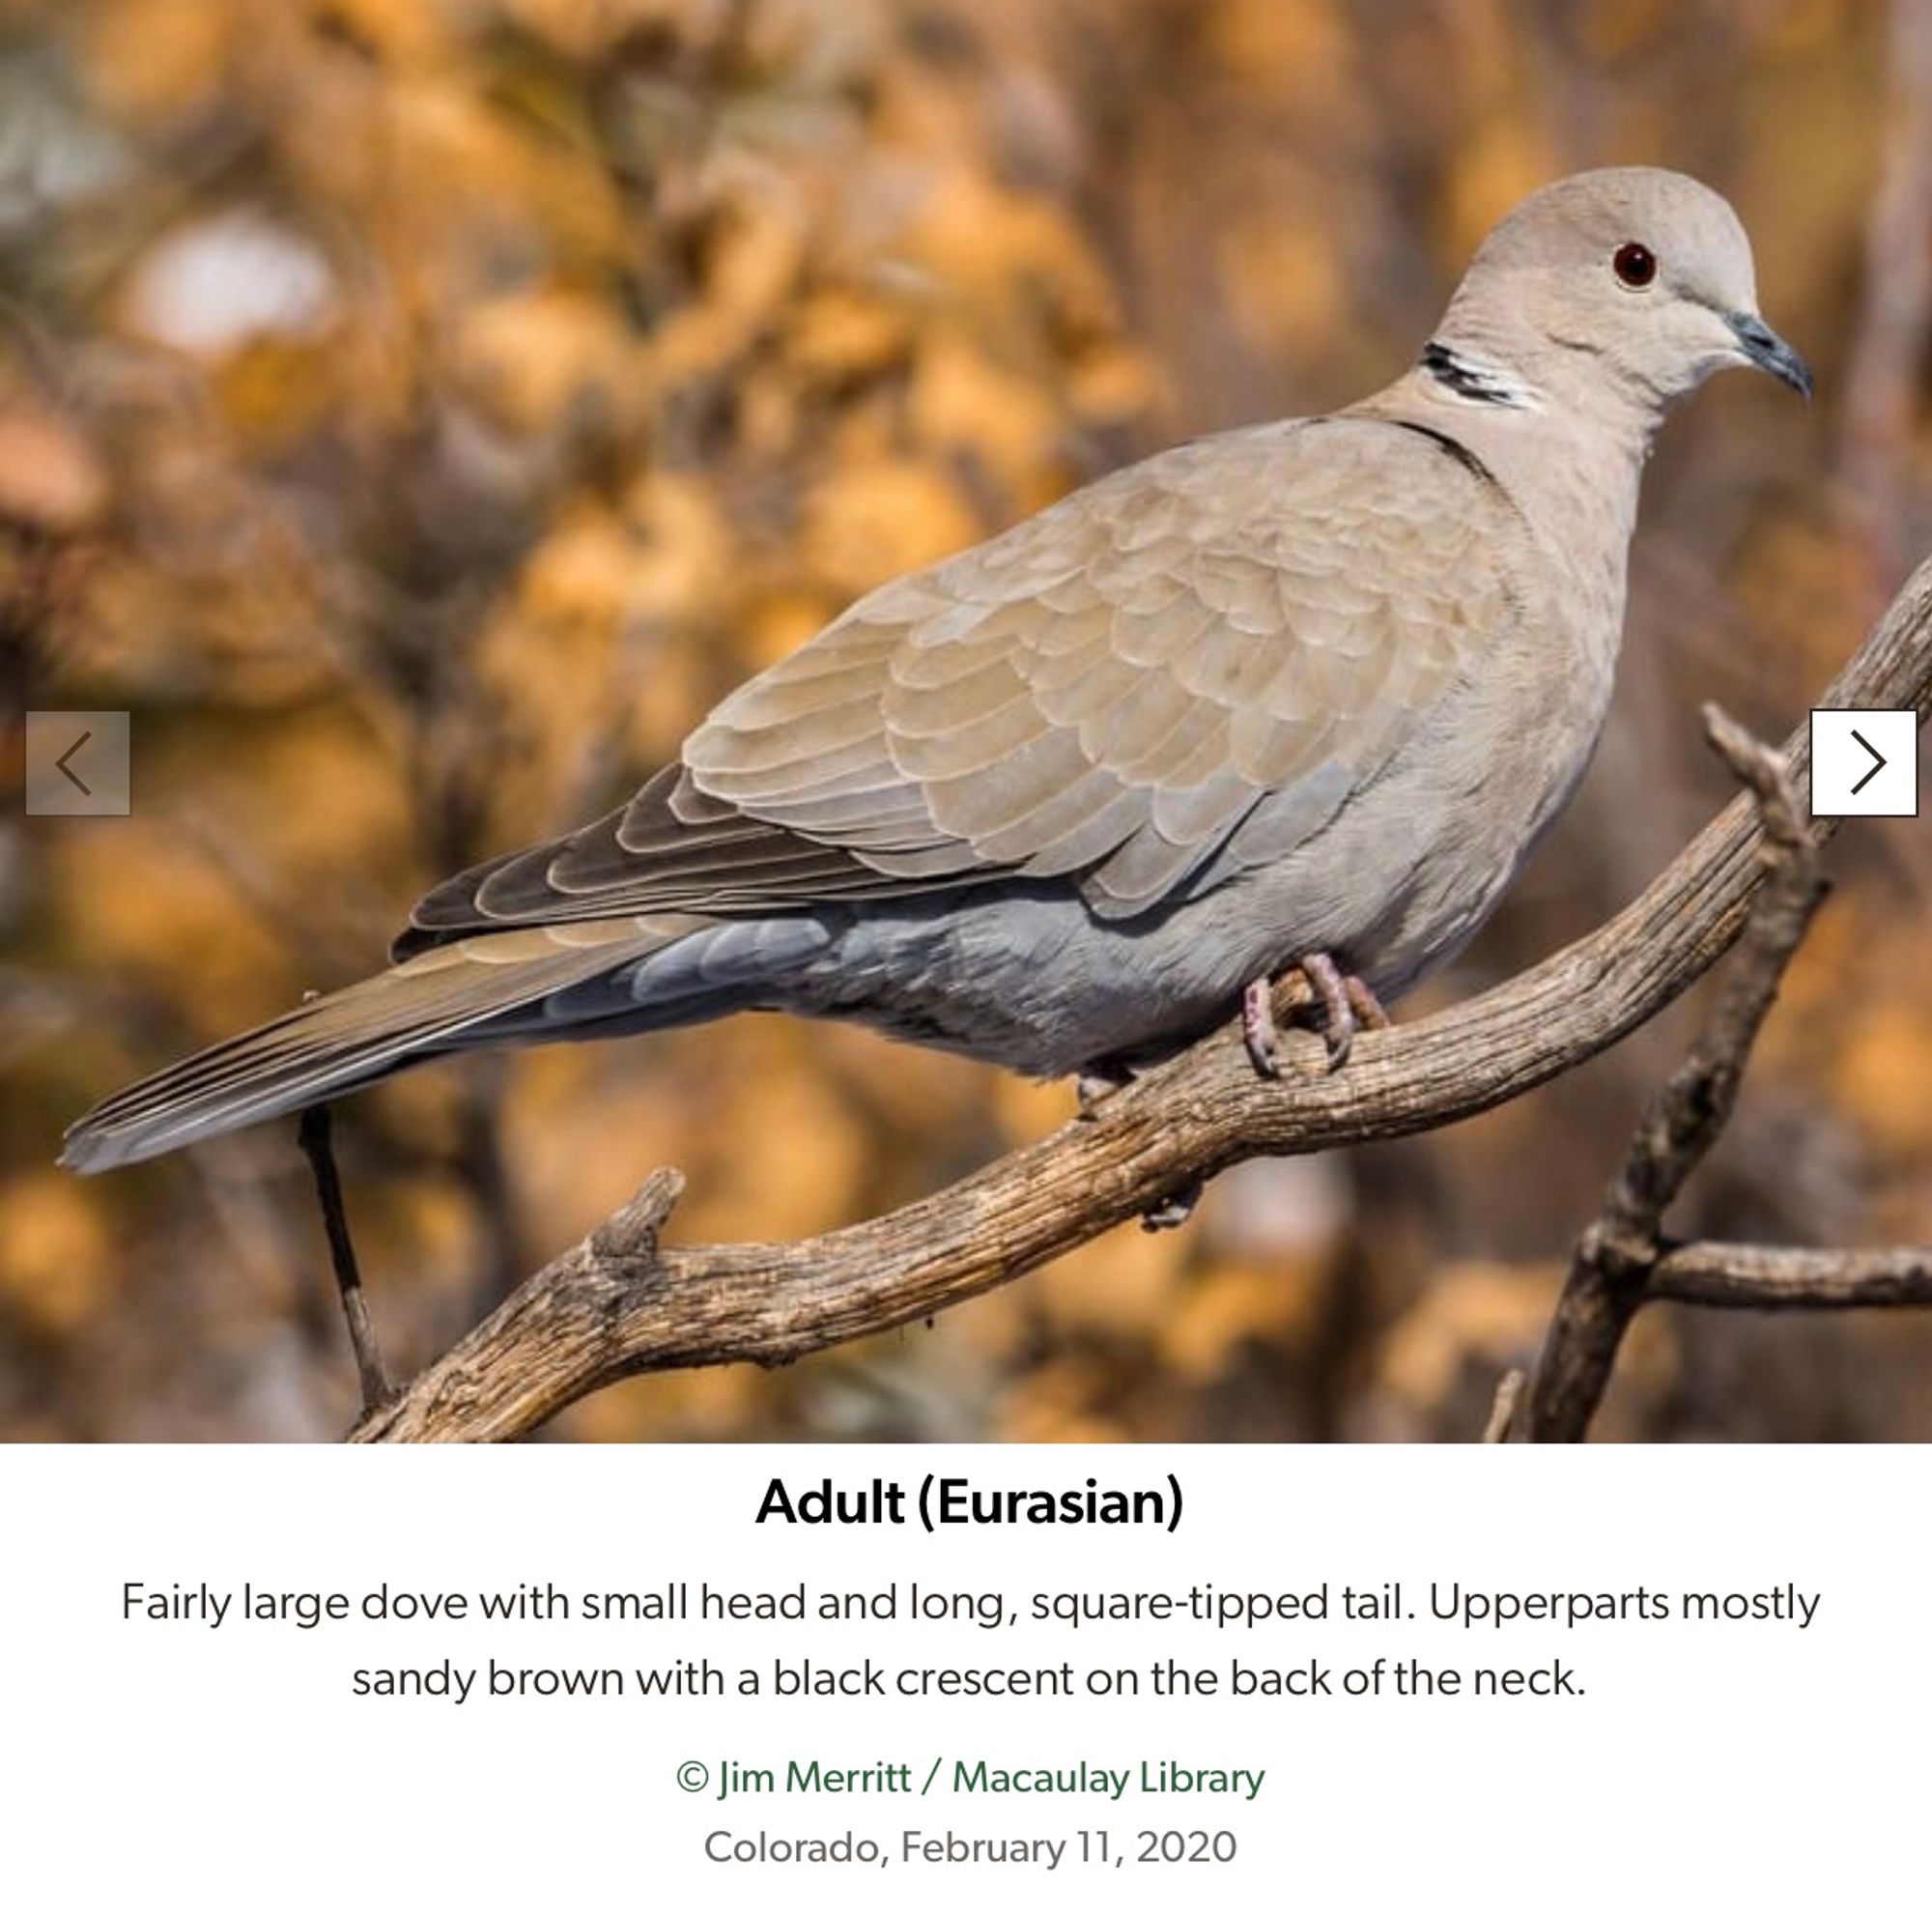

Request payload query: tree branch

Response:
[352,557,1932,1443]
[1649,1242,1932,1309]
[1526,706,1830,1441]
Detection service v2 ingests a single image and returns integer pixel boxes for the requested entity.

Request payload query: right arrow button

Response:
[1810,709,1918,819]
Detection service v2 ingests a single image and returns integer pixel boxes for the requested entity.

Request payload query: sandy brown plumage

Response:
[400,418,1511,942]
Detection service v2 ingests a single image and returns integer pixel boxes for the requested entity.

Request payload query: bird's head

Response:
[1435,167,1811,417]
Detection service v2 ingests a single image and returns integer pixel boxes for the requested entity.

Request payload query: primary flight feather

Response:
[63,167,1810,1173]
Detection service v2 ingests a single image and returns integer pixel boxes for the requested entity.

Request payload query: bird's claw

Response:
[1241,976,1282,1078]
[1244,955,1390,1077]
[1299,952,1357,1071]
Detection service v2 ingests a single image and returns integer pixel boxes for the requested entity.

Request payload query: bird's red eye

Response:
[1613,241,1657,288]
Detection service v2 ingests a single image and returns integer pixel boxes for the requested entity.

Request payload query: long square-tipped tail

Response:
[60,924,667,1172]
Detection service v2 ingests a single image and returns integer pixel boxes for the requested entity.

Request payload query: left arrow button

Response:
[24,711,130,815]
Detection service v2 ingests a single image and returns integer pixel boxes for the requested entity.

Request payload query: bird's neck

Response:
[1392,340,1653,597]
[1403,327,1664,443]
[1344,350,1652,683]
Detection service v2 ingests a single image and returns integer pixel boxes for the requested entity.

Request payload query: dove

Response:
[62,167,1811,1174]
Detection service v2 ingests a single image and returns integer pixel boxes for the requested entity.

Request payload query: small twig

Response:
[297,1102,394,1417]
[1648,1241,1932,1309]
[354,1170,684,1443]
[1598,706,1821,1246]
[1526,705,1831,1442]
[1481,1368,1525,1443]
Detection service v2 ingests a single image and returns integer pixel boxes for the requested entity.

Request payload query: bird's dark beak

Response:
[1727,311,1813,399]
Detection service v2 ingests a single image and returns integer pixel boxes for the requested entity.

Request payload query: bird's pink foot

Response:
[1245,955,1390,1076]
[1299,951,1365,1070]
[1241,975,1282,1078]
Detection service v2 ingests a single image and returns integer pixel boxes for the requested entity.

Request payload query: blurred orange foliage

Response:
[4,0,1932,1441]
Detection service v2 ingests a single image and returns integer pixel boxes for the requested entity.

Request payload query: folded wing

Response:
[399,417,1519,953]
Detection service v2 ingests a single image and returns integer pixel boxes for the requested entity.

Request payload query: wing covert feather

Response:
[399,417,1520,951]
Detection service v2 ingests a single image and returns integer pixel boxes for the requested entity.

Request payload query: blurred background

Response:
[3,0,1930,1441]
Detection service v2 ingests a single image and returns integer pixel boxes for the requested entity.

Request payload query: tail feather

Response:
[61,921,677,1174]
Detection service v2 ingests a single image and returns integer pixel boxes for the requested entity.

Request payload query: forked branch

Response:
[1526,708,1829,1441]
